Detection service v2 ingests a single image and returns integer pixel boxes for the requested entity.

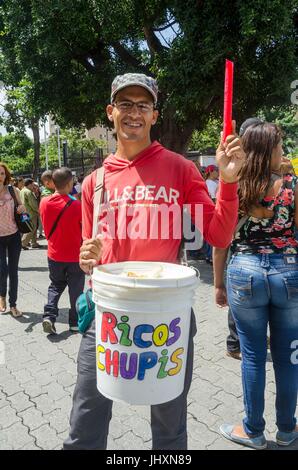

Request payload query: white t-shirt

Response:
[206,179,219,200]
[74,183,82,194]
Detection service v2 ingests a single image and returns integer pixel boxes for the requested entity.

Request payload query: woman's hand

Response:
[79,237,103,274]
[280,156,294,175]
[215,286,228,308]
[216,121,246,183]
[16,204,26,214]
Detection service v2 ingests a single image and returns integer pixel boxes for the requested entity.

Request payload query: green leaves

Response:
[0,132,33,174]
[0,0,297,155]
[189,118,222,153]
[259,106,298,156]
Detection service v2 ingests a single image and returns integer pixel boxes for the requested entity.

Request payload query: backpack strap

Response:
[92,167,105,239]
[48,199,73,240]
[7,185,18,208]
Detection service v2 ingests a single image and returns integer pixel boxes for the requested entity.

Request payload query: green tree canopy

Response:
[259,106,298,157]
[0,132,33,174]
[189,106,298,156]
[1,0,297,154]
[38,128,106,172]
[0,126,105,176]
[189,118,222,153]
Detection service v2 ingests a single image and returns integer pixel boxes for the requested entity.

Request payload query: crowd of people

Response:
[0,72,297,451]
[0,169,85,319]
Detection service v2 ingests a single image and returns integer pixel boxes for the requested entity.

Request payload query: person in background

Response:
[215,118,264,361]
[14,177,25,193]
[41,170,55,198]
[203,165,219,264]
[70,183,79,200]
[216,122,298,450]
[39,167,84,334]
[205,165,219,201]
[74,174,84,200]
[0,162,26,317]
[32,182,44,239]
[20,179,41,250]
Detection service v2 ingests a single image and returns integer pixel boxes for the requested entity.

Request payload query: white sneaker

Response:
[69,326,79,332]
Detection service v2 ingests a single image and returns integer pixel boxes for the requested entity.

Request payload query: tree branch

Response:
[111,42,150,74]
[73,55,97,73]
[204,95,220,113]
[153,20,177,32]
[143,26,166,55]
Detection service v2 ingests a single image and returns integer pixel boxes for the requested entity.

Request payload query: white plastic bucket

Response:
[92,261,199,405]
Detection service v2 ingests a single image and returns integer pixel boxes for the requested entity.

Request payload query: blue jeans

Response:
[44,258,85,327]
[0,231,22,307]
[203,241,213,260]
[227,253,298,437]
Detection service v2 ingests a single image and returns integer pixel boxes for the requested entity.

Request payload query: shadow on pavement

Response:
[47,330,79,343]
[13,309,79,342]
[266,352,273,363]
[12,311,42,333]
[19,267,49,272]
[12,308,74,334]
[187,260,214,287]
[266,439,298,450]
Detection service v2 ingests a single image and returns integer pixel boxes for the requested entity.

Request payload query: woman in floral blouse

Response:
[217,122,298,449]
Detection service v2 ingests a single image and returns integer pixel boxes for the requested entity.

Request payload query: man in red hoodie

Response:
[64,73,245,450]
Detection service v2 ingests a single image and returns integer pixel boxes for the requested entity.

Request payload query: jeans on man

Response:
[227,253,298,437]
[0,231,21,308]
[63,310,197,450]
[44,258,85,327]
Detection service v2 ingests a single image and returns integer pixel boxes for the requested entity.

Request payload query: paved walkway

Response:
[0,242,297,450]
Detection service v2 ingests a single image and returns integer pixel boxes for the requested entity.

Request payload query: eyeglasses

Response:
[113,100,154,113]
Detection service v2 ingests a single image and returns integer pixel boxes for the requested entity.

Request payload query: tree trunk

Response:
[151,105,197,155]
[30,119,40,180]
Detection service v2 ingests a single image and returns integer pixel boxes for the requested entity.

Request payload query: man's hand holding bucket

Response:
[79,237,103,274]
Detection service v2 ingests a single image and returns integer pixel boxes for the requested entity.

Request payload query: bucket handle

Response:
[189,266,200,278]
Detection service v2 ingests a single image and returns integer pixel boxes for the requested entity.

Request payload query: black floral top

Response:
[231,174,298,255]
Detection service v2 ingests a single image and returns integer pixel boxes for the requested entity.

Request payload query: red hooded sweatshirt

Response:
[82,141,238,264]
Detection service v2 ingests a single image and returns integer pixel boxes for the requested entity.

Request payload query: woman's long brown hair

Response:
[238,123,282,214]
[0,161,12,186]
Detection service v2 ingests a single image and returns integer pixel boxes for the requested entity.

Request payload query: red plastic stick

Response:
[223,59,234,141]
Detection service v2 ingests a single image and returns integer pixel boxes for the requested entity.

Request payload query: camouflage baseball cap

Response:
[111,73,158,105]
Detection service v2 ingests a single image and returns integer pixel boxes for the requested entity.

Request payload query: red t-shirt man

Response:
[39,168,85,335]
[40,193,82,262]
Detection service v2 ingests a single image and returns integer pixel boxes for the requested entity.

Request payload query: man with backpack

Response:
[64,73,245,449]
[39,167,84,334]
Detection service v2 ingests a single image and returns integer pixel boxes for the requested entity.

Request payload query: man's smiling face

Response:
[106,86,158,144]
